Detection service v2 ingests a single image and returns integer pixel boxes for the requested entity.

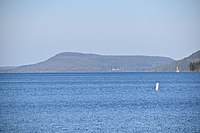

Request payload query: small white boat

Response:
[156,82,159,92]
[176,66,180,72]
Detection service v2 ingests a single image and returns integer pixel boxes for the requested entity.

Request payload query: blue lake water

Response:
[0,72,200,132]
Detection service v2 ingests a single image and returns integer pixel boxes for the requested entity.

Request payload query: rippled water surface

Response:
[0,73,200,132]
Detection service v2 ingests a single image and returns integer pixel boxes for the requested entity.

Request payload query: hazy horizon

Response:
[1,0,200,67]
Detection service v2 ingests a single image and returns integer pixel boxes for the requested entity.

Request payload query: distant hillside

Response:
[189,61,200,72]
[155,50,200,72]
[0,52,174,73]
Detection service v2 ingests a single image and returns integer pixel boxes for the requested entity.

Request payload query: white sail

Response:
[176,66,179,72]
[156,82,159,92]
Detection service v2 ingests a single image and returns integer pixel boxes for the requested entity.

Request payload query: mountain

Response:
[0,52,174,73]
[155,50,200,72]
[189,61,200,72]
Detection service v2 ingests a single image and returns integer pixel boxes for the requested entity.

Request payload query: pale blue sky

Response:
[0,0,200,66]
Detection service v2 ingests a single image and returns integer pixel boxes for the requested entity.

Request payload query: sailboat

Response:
[176,66,180,72]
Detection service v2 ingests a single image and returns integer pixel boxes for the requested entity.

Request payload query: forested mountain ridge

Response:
[155,50,200,72]
[0,52,174,73]
[1,50,199,73]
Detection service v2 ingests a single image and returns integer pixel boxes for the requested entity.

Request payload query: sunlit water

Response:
[0,73,200,132]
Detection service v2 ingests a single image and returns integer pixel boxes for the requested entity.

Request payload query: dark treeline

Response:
[189,61,200,72]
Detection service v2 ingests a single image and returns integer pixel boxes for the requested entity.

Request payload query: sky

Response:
[0,0,200,66]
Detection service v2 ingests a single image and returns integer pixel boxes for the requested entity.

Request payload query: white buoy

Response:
[156,82,159,92]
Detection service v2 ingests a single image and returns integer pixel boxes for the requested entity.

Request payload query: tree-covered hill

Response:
[0,52,174,73]
[155,50,200,72]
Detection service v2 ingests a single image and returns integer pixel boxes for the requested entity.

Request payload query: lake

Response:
[0,72,200,132]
